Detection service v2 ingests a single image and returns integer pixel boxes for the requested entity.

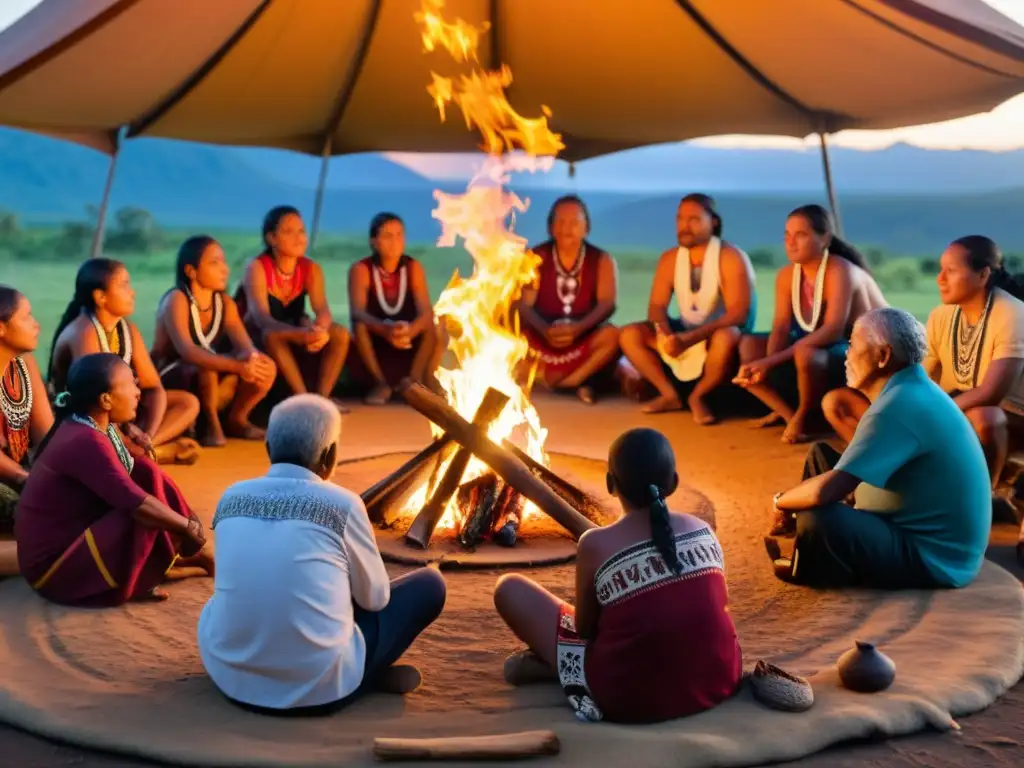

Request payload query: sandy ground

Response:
[1,395,1022,767]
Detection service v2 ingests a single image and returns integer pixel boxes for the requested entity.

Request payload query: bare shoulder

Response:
[348,259,370,279]
[657,246,677,266]
[668,511,712,535]
[775,262,794,286]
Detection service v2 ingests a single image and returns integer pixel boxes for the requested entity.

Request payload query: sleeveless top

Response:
[250,253,313,327]
[151,288,227,376]
[359,254,417,322]
[790,254,829,338]
[0,357,32,466]
[530,241,603,323]
[674,237,726,330]
[87,313,133,367]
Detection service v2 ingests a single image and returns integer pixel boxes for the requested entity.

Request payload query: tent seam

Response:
[321,0,384,153]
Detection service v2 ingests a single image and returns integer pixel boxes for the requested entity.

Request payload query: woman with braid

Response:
[493,428,741,723]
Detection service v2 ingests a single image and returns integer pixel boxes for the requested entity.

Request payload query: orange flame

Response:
[402,0,566,532]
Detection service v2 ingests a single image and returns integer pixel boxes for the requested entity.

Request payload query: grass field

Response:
[0,230,941,366]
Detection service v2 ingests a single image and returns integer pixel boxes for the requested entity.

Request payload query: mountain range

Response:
[1,127,1023,253]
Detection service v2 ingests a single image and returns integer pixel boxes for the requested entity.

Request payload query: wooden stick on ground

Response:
[405,387,510,548]
[373,730,560,762]
[399,380,597,540]
[361,437,455,523]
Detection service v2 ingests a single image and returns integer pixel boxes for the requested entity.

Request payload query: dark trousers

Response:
[784,442,937,589]
[228,567,447,716]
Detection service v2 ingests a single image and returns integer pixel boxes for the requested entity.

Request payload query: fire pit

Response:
[355,381,614,568]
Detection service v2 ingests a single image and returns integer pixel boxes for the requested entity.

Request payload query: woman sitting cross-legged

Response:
[735,204,886,443]
[49,258,201,464]
[494,427,742,724]
[198,394,446,715]
[238,206,350,409]
[0,286,53,547]
[152,236,277,447]
[15,353,213,607]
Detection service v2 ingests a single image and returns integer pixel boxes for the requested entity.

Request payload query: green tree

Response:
[0,210,18,239]
[747,247,778,268]
[105,206,162,253]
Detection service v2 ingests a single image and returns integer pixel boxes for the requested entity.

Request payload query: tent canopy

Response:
[1,0,1023,162]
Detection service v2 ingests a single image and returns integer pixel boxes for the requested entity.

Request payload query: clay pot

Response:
[837,641,896,693]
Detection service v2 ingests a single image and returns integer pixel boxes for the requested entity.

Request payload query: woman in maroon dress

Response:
[494,428,742,723]
[347,213,443,405]
[518,196,621,404]
[16,353,212,606]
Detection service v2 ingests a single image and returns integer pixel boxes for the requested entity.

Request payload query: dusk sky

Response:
[3,0,1023,179]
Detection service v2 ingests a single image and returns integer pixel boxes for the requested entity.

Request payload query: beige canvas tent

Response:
[2,0,1024,249]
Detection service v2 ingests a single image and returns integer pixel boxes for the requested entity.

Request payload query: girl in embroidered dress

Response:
[347,213,444,405]
[239,206,351,408]
[824,235,1024,489]
[620,193,757,423]
[735,205,886,444]
[518,196,622,405]
[48,259,201,465]
[0,287,53,574]
[152,236,277,447]
[494,428,742,724]
[16,354,213,606]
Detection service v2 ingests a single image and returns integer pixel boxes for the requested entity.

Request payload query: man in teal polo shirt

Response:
[770,307,991,588]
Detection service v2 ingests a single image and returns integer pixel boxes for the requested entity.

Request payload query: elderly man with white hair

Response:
[197,394,446,715]
[766,308,991,589]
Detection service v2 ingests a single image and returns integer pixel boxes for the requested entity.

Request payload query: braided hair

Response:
[608,428,682,575]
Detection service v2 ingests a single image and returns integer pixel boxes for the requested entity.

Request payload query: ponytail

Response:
[991,265,1024,302]
[950,235,1024,302]
[647,484,683,575]
[788,204,870,273]
[47,297,86,380]
[47,258,125,380]
[827,235,871,274]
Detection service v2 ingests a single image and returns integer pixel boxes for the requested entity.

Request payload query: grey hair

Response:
[854,307,927,367]
[266,394,342,468]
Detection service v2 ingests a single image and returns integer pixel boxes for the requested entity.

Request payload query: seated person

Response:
[16,353,213,606]
[198,394,446,715]
[49,258,201,465]
[347,213,444,405]
[518,195,621,405]
[768,308,991,589]
[152,236,277,447]
[620,193,756,423]
[239,206,350,408]
[735,204,886,443]
[494,427,742,724]
[824,236,1024,488]
[0,286,53,534]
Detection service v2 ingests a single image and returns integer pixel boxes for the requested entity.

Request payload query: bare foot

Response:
[781,414,812,444]
[749,412,784,429]
[153,438,201,466]
[134,586,170,602]
[224,421,266,441]
[687,392,717,426]
[372,664,422,694]
[576,385,596,405]
[503,649,557,686]
[641,392,682,414]
[199,421,227,448]
[178,549,215,577]
[364,384,392,406]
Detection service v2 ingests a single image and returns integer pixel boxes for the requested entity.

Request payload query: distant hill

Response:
[2,128,1024,253]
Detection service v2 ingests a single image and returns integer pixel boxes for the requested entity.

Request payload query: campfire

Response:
[360,1,599,554]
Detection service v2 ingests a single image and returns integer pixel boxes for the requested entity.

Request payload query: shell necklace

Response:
[70,413,134,473]
[89,314,133,366]
[554,244,586,317]
[184,288,223,352]
[0,357,32,432]
[372,261,408,317]
[951,290,994,388]
[791,251,829,333]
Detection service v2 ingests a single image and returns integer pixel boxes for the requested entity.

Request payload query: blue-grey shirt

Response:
[836,364,991,588]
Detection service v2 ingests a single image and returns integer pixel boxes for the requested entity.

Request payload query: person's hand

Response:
[305,325,330,353]
[733,360,770,388]
[546,322,578,349]
[387,321,413,350]
[252,352,276,385]
[122,423,155,460]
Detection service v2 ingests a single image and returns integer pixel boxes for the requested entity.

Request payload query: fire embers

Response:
[456,473,525,548]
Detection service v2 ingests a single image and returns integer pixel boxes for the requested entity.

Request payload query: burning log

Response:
[492,483,525,547]
[457,473,502,547]
[399,380,598,540]
[405,387,510,548]
[501,439,589,509]
[362,437,456,524]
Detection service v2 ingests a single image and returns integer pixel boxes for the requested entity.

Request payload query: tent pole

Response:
[817,131,843,237]
[89,129,124,259]
[310,136,332,252]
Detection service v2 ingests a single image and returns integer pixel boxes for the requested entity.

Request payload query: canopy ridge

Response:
[879,0,1024,63]
[843,0,1024,78]
[127,0,274,138]
[0,0,141,92]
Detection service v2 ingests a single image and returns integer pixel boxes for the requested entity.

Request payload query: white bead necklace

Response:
[791,251,829,333]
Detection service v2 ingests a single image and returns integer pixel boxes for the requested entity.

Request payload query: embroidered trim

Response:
[556,604,603,722]
[0,357,32,432]
[213,489,351,539]
[594,527,724,606]
[791,251,829,333]
[372,263,408,317]
[89,314,133,366]
[70,414,135,474]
